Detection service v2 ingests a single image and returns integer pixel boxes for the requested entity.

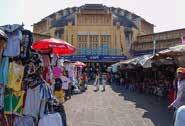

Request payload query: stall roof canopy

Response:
[153,44,185,60]
[120,54,153,68]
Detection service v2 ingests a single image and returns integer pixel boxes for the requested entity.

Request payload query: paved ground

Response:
[64,84,174,126]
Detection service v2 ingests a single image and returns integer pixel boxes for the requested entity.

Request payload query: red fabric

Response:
[31,38,75,55]
[168,89,175,103]
[43,67,49,81]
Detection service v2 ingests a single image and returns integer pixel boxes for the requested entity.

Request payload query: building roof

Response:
[80,4,107,11]
[52,13,75,27]
[34,4,152,29]
[113,14,138,29]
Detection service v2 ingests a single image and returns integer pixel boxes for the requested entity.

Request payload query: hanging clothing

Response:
[0,39,6,61]
[0,85,5,108]
[41,55,50,67]
[20,30,33,60]
[4,89,24,114]
[53,66,62,79]
[38,112,63,126]
[3,31,22,57]
[0,57,9,85]
[0,24,23,57]
[0,113,9,126]
[8,62,24,91]
[13,115,35,126]
[24,82,52,119]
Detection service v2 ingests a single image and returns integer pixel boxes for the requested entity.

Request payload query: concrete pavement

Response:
[64,84,173,126]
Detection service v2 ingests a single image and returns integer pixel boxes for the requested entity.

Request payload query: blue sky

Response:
[0,0,184,32]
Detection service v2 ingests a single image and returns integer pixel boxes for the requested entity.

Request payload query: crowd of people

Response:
[106,68,176,104]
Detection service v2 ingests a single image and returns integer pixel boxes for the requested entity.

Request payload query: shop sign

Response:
[63,55,127,62]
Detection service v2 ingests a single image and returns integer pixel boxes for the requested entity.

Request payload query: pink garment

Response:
[53,66,61,79]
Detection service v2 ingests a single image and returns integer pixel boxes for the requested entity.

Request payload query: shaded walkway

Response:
[64,84,173,126]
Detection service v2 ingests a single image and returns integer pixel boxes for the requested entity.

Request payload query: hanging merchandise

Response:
[0,37,7,61]
[8,61,24,91]
[0,24,23,57]
[24,74,53,119]
[41,54,50,67]
[0,57,9,85]
[20,30,33,60]
[13,115,35,126]
[0,85,5,108]
[53,65,62,79]
[4,88,24,114]
[38,112,63,126]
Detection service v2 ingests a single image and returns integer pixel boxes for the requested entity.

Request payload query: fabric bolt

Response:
[13,115,35,126]
[38,112,63,126]
[8,62,24,91]
[171,80,185,108]
[0,57,9,85]
[3,30,22,56]
[4,89,24,114]
[53,66,62,79]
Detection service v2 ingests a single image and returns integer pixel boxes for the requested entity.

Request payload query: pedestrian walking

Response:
[102,72,107,91]
[94,72,100,91]
[61,71,71,101]
[168,67,185,120]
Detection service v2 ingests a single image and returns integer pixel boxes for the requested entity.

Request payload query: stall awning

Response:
[153,44,185,60]
[120,54,153,68]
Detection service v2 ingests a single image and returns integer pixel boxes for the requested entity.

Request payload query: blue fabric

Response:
[0,24,23,33]
[175,105,185,126]
[0,57,9,85]
[0,24,23,57]
[3,30,22,56]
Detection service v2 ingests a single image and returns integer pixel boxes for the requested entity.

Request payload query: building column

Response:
[98,33,101,47]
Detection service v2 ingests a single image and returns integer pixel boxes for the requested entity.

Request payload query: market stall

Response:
[0,26,76,126]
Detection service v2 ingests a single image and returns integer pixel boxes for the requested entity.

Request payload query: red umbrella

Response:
[74,61,86,67]
[31,38,75,55]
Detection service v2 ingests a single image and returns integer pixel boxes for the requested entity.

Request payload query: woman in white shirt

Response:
[61,72,71,100]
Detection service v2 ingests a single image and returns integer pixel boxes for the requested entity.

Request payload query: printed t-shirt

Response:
[8,62,24,91]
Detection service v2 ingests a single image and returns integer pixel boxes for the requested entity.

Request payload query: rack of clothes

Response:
[0,24,67,126]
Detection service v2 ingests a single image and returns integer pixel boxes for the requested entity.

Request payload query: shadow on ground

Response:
[110,84,174,126]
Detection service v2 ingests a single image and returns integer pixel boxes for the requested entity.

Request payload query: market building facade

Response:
[33,4,185,63]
